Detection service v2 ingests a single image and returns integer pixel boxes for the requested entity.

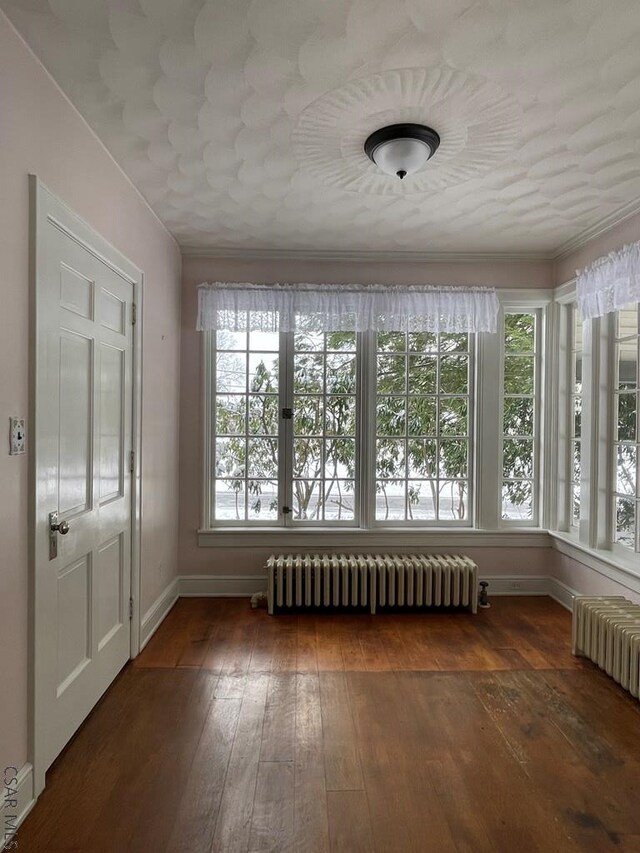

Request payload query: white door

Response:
[32,181,138,792]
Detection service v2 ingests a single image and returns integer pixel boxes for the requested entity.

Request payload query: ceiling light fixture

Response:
[364,123,440,180]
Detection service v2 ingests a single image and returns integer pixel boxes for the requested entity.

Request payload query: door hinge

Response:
[282,407,293,420]
[131,302,137,326]
[129,450,135,473]
[129,597,134,620]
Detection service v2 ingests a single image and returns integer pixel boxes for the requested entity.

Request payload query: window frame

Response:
[284,329,361,527]
[200,291,549,535]
[203,327,477,530]
[569,305,583,533]
[611,305,640,555]
[370,329,475,528]
[203,325,284,528]
[498,307,543,528]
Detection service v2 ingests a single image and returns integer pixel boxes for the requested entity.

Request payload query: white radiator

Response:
[572,596,640,698]
[266,553,478,615]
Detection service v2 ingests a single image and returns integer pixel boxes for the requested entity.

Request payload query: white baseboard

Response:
[480,575,550,597]
[179,575,266,597]
[139,577,179,651]
[480,575,577,611]
[175,572,577,611]
[1,763,35,851]
[547,577,579,611]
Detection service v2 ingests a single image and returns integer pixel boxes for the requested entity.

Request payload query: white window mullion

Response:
[356,331,373,529]
[279,330,293,528]
[554,304,571,531]
[202,330,214,529]
[541,303,558,530]
[475,328,501,529]
[579,316,608,548]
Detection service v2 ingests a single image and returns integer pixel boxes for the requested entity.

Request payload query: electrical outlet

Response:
[9,417,25,455]
[510,580,522,590]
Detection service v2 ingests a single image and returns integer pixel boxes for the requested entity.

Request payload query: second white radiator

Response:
[572,596,640,697]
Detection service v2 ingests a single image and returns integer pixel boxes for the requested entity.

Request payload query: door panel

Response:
[99,344,124,502]
[97,534,124,650]
[60,263,94,320]
[56,554,91,696]
[58,331,93,516]
[100,288,126,334]
[34,184,136,788]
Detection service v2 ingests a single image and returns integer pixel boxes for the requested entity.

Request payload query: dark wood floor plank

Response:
[337,619,368,671]
[319,672,364,792]
[165,696,241,853]
[248,616,277,674]
[270,617,298,673]
[116,671,219,853]
[260,673,296,762]
[248,761,295,852]
[82,669,207,853]
[347,671,458,853]
[176,600,219,668]
[314,616,345,671]
[294,674,330,852]
[133,599,189,668]
[211,673,270,853]
[296,616,319,673]
[327,790,374,853]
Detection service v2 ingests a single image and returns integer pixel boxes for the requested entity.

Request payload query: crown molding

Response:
[181,192,640,266]
[180,246,554,263]
[553,196,640,262]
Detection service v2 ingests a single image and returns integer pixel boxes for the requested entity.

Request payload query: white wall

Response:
[0,11,182,778]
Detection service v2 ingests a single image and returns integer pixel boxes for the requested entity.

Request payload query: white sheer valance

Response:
[577,240,640,321]
[197,282,499,334]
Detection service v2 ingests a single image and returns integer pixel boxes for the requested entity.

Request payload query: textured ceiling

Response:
[4,0,640,255]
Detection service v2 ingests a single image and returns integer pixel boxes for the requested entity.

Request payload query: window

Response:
[374,331,471,523]
[501,312,538,522]
[570,306,583,528]
[207,324,477,528]
[612,307,639,551]
[211,314,280,523]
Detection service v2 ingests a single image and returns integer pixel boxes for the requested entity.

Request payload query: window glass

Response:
[613,307,640,550]
[375,331,471,522]
[570,307,583,527]
[292,330,357,521]
[212,313,279,522]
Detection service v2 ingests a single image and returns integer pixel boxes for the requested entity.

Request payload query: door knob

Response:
[48,511,70,560]
[49,512,70,535]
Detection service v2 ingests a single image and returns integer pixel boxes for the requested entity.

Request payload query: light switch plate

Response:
[10,417,25,455]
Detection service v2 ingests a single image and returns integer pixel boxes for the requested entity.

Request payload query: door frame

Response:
[28,176,144,797]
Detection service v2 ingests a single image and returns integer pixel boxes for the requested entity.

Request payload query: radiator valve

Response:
[478,581,490,608]
[251,591,268,609]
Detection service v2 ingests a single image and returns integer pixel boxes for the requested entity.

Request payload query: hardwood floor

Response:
[17,597,640,852]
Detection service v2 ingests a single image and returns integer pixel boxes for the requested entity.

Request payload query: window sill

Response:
[549,531,640,587]
[197,527,551,549]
